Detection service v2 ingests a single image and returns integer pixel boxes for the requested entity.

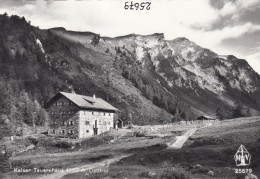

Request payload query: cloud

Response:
[219,0,260,20]
[0,0,221,31]
[192,23,260,48]
[246,50,260,74]
[220,1,237,16]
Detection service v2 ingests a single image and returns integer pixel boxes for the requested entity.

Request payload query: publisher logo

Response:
[234,145,251,166]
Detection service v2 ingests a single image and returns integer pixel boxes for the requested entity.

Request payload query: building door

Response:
[93,120,98,135]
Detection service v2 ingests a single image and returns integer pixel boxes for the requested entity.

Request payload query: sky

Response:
[0,0,260,74]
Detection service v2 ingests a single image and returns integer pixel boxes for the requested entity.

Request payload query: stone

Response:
[245,173,258,179]
[148,171,156,178]
[207,170,214,176]
[194,164,203,169]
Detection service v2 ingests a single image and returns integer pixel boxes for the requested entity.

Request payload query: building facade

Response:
[44,92,118,139]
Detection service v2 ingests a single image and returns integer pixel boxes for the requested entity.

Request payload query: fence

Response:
[144,119,219,132]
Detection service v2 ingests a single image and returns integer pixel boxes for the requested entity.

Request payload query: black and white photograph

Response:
[0,0,259,178]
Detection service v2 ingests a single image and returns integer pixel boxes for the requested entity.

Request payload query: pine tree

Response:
[216,107,225,120]
[232,104,244,118]
[174,106,181,122]
[246,107,250,117]
[10,106,22,135]
[91,34,100,47]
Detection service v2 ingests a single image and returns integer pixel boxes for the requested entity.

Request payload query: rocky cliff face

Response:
[0,14,260,126]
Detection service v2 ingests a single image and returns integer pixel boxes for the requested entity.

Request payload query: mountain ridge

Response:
[0,14,259,129]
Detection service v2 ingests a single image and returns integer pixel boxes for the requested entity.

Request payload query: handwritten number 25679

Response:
[124,2,151,10]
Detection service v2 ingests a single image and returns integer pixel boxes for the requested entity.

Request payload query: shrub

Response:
[134,130,146,137]
[139,171,157,178]
[55,141,72,149]
[160,167,190,179]
[11,159,31,168]
[159,161,190,179]
[0,158,11,173]
[28,137,38,146]
[80,135,114,148]
[189,164,209,174]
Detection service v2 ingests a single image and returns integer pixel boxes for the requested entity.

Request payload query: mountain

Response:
[0,14,260,130]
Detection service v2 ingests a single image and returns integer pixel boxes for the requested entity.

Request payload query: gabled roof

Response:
[197,115,214,120]
[46,92,118,112]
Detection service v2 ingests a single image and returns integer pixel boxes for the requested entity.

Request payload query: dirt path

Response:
[168,123,212,149]
[36,155,128,179]
[168,128,197,149]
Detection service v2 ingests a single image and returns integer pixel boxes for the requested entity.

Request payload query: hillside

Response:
[0,14,260,130]
[49,28,260,118]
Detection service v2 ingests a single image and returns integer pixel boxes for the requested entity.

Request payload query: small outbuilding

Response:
[197,115,214,121]
[114,118,123,129]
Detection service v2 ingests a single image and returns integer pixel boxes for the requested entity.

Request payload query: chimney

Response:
[93,94,96,100]
[69,85,75,94]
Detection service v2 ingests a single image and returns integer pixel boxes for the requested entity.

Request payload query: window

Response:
[52,130,56,134]
[92,112,94,115]
[68,121,74,126]
[62,130,65,134]
[69,130,73,134]
[103,113,106,116]
[85,121,90,125]
[86,130,89,133]
[108,121,110,125]
[104,121,106,125]
[109,113,111,116]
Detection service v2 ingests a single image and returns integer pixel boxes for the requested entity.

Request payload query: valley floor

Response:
[1,116,260,179]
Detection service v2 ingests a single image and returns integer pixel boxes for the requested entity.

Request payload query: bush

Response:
[189,164,209,174]
[55,141,72,149]
[80,135,114,148]
[139,171,157,178]
[134,130,146,137]
[159,161,190,179]
[28,137,38,146]
[0,158,11,173]
[160,167,190,179]
[11,159,31,168]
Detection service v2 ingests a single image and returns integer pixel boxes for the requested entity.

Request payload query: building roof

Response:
[46,92,118,112]
[197,115,214,120]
